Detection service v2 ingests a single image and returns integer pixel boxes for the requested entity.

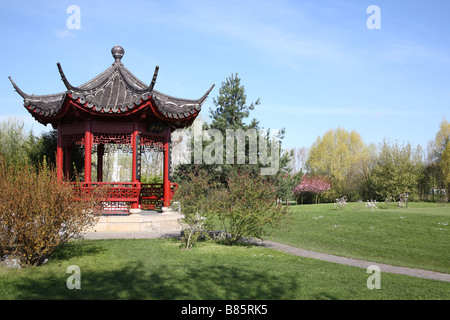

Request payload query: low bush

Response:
[214,172,290,244]
[173,169,217,249]
[174,169,291,247]
[0,158,104,266]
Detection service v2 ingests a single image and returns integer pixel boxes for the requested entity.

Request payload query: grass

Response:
[1,238,449,300]
[270,201,450,274]
[0,201,448,300]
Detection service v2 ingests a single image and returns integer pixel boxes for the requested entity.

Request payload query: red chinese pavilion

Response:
[9,45,213,214]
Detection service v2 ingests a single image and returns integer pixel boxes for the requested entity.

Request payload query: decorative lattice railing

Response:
[72,182,178,214]
[139,183,178,210]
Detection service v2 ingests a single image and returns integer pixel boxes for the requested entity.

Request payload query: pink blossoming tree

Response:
[293,176,331,204]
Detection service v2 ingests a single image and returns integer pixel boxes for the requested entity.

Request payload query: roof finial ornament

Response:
[111,45,125,64]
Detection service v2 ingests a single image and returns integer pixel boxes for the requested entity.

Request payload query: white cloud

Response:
[169,0,349,70]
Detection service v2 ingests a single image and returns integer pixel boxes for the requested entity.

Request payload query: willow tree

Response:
[305,127,367,200]
[428,118,450,200]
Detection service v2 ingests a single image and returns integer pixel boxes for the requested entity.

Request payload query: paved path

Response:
[248,239,450,283]
[80,231,450,283]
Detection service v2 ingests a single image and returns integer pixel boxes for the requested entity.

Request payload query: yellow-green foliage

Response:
[0,158,103,266]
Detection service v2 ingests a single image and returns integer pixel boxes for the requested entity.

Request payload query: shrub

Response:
[179,213,208,250]
[365,200,378,211]
[172,168,216,249]
[214,171,291,245]
[334,196,347,209]
[174,169,291,247]
[0,158,103,266]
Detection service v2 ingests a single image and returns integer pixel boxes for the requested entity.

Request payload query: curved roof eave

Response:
[9,46,215,124]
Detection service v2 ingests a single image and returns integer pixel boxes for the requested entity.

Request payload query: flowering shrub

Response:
[383,196,394,209]
[334,196,347,209]
[365,200,378,211]
[398,193,409,208]
[0,158,103,266]
[173,169,215,249]
[179,212,207,249]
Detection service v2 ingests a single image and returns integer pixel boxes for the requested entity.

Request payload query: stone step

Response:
[86,211,184,233]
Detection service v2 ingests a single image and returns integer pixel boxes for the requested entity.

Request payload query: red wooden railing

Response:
[72,182,178,214]
[139,183,178,210]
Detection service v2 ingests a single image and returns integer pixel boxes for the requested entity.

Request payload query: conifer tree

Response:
[208,73,260,133]
[174,73,289,184]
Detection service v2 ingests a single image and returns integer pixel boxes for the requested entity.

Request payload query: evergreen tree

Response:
[174,73,289,184]
[208,73,260,132]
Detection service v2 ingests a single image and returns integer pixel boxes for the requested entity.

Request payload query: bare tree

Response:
[289,146,309,174]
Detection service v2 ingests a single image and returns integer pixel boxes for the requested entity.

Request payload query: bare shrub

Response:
[0,157,104,266]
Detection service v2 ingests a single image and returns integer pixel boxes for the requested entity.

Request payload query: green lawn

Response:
[270,202,450,274]
[1,201,449,300]
[1,238,449,300]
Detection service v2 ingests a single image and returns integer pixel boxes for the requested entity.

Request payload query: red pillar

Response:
[64,145,72,180]
[97,143,104,182]
[132,124,139,182]
[84,123,92,183]
[56,128,63,181]
[131,123,141,212]
[163,132,170,208]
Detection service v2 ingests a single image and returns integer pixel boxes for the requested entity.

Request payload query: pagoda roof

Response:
[9,45,214,128]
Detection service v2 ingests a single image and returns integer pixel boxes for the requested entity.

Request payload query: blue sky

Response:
[1,0,449,152]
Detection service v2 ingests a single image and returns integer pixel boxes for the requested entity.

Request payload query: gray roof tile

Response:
[9,46,214,126]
